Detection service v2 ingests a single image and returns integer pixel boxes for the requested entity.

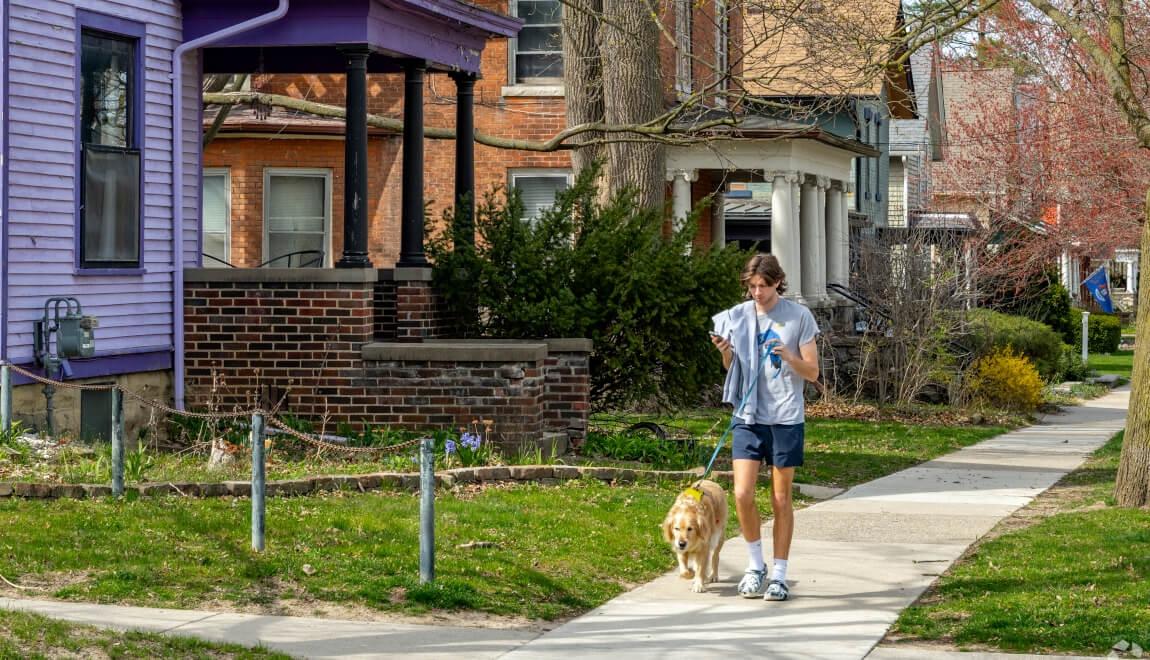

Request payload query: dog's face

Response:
[662,499,712,554]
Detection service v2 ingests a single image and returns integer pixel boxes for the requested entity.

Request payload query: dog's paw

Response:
[690,580,706,593]
[706,573,719,584]
[679,568,695,580]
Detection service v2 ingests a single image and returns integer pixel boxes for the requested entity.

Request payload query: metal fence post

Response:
[419,436,435,584]
[111,388,124,497]
[251,413,266,552]
[1081,310,1091,366]
[1,364,11,432]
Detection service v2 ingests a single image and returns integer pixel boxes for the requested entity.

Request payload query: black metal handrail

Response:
[200,250,325,269]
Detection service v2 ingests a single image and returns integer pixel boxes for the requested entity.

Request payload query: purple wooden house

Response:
[1,0,520,437]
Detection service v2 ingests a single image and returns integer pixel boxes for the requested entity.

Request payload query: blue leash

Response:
[699,324,777,480]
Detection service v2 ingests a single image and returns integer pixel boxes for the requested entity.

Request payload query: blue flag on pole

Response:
[1082,266,1114,313]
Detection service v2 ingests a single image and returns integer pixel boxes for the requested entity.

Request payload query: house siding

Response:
[3,0,196,365]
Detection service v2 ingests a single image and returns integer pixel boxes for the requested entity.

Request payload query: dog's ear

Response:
[661,510,674,543]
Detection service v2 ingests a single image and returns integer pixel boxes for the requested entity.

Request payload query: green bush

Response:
[1069,308,1122,354]
[428,164,749,410]
[1057,342,1090,381]
[965,308,1064,380]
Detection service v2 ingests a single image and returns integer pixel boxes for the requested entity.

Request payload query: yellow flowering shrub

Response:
[967,347,1044,412]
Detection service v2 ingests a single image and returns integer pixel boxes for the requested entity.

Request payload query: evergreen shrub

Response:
[967,347,1044,412]
[965,308,1064,380]
[1069,309,1122,354]
[428,165,749,410]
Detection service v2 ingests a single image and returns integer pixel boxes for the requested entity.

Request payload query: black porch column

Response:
[450,72,477,247]
[398,60,428,267]
[336,47,372,268]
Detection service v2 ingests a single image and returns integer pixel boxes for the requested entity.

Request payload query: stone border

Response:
[0,466,739,500]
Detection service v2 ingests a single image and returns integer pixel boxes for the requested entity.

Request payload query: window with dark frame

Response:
[80,29,141,269]
[512,0,563,84]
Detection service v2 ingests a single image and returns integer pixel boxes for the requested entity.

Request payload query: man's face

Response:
[748,274,780,307]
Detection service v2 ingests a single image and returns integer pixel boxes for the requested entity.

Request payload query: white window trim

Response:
[202,167,231,266]
[507,0,564,88]
[715,0,729,107]
[510,169,573,222]
[674,0,693,96]
[262,168,333,267]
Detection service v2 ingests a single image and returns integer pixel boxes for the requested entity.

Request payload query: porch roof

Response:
[183,0,521,74]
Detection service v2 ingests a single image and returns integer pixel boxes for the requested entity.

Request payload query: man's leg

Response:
[733,458,767,597]
[764,465,795,601]
[733,458,762,543]
[769,465,795,560]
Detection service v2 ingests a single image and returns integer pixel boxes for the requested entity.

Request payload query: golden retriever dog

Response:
[661,479,728,593]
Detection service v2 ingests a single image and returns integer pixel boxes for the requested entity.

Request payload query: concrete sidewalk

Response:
[1,388,1129,659]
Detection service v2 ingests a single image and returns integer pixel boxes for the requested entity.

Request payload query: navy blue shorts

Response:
[731,423,805,467]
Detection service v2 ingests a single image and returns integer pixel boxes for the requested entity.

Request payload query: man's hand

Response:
[710,334,733,370]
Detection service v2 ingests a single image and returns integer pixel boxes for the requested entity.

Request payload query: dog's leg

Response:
[709,534,724,583]
[676,552,694,580]
[691,550,708,593]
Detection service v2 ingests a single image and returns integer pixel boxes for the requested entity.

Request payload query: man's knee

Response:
[734,484,757,505]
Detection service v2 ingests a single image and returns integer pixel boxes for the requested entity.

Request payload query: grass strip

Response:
[891,431,1150,656]
[0,607,289,659]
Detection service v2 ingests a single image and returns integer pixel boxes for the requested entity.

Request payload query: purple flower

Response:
[445,440,457,455]
[461,433,481,450]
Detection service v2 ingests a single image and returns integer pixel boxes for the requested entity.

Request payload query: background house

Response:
[1,0,202,435]
[204,0,916,332]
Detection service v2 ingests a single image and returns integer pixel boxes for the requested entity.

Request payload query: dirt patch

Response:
[0,570,92,594]
[193,595,553,633]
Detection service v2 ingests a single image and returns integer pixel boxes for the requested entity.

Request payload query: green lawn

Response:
[0,608,288,659]
[0,413,1013,624]
[592,410,1010,488]
[891,432,1150,656]
[1089,349,1135,378]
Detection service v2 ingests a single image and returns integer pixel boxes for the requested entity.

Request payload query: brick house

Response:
[184,0,921,445]
[204,0,916,313]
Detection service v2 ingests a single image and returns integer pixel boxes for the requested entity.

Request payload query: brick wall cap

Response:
[543,338,593,353]
[380,266,434,282]
[363,341,547,363]
[184,268,379,284]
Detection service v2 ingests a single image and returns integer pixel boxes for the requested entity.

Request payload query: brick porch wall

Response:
[184,269,589,448]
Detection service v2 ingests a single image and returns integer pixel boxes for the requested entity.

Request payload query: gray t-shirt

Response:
[750,298,819,425]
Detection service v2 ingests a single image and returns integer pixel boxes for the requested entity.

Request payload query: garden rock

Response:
[509,466,552,480]
[0,483,12,497]
[473,467,511,481]
[13,482,53,498]
[552,465,581,479]
[224,481,251,497]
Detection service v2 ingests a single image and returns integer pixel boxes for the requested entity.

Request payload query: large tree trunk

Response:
[562,0,605,179]
[601,0,665,210]
[1114,187,1150,507]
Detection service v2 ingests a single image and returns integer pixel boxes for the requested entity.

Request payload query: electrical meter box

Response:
[58,314,98,358]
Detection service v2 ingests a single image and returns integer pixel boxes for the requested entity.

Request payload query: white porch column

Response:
[825,181,846,301]
[770,171,803,302]
[1060,251,1073,293]
[712,191,726,247]
[800,176,820,304]
[814,176,830,304]
[1126,259,1137,293]
[668,169,697,233]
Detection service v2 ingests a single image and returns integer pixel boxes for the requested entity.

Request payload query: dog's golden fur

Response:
[661,479,729,592]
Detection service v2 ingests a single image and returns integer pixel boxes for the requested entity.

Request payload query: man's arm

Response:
[782,340,819,383]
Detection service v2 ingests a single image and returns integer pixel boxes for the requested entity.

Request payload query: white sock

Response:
[746,540,765,572]
[770,559,788,583]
